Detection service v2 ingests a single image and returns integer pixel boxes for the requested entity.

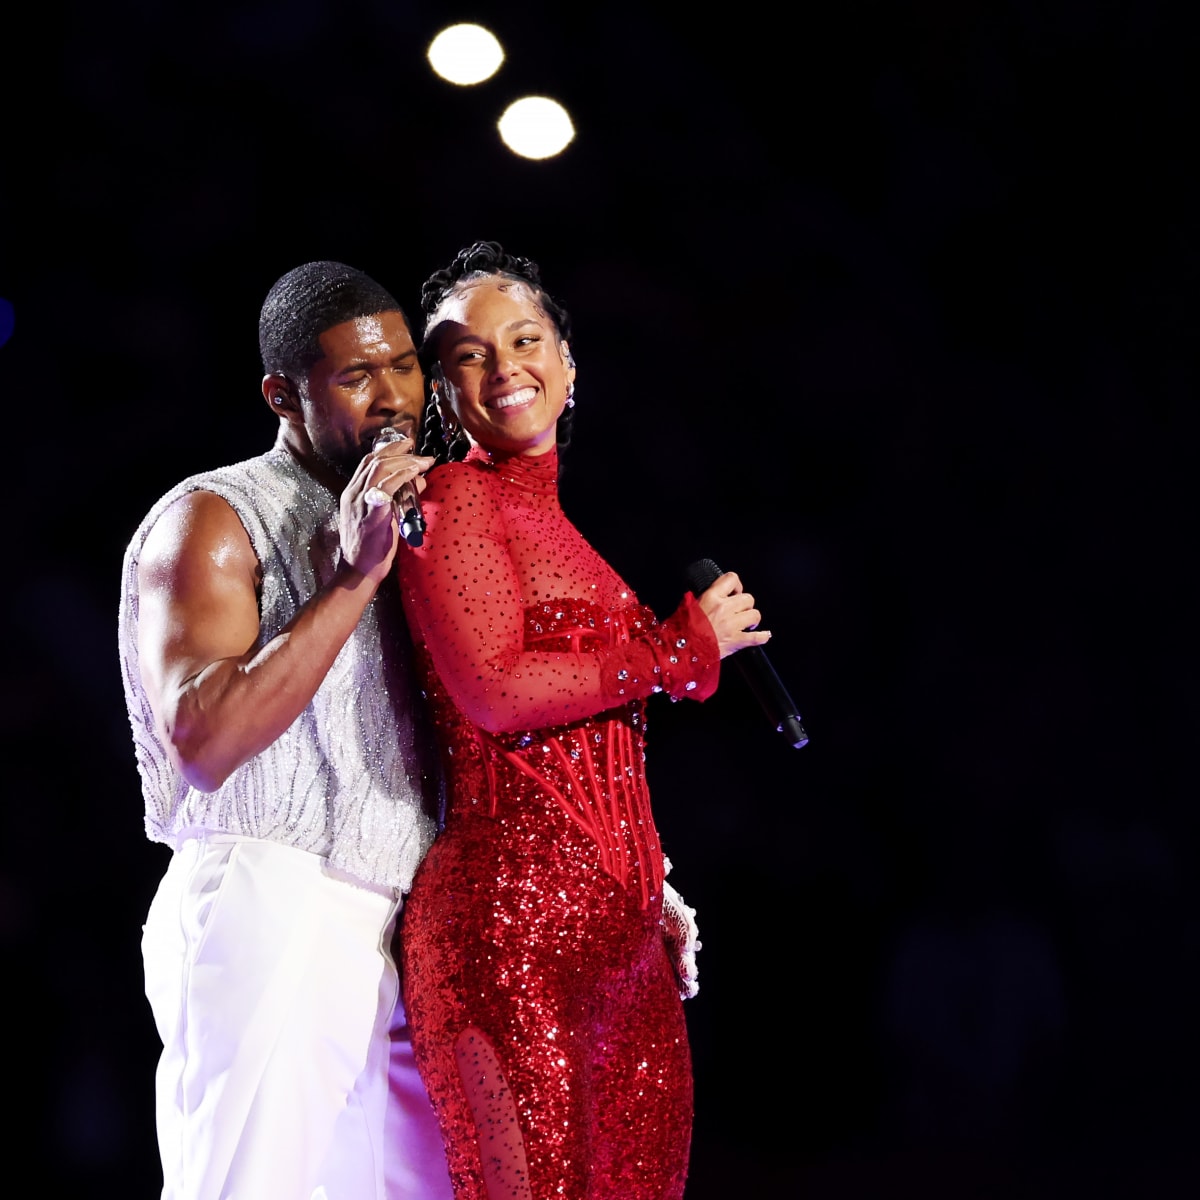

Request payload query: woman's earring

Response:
[565,383,576,408]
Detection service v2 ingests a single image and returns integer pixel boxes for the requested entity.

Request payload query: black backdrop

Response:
[1,2,1196,1196]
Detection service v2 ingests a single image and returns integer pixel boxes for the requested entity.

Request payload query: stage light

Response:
[498,97,575,160]
[427,23,504,86]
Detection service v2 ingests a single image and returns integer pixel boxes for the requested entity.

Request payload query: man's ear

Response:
[262,372,300,417]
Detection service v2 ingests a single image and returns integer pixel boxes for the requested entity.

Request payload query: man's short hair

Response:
[258,261,409,379]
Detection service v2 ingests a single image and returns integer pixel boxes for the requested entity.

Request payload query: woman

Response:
[394,241,770,1200]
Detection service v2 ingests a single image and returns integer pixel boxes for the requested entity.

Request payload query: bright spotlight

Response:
[427,23,505,86]
[497,97,575,160]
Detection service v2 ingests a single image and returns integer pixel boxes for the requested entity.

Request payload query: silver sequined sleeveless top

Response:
[117,445,442,892]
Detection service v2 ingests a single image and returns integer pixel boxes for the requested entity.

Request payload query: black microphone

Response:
[371,427,426,548]
[686,557,809,749]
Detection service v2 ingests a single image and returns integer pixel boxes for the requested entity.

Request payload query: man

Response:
[118,261,453,1199]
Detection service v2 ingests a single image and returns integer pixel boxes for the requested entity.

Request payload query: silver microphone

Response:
[369,427,426,547]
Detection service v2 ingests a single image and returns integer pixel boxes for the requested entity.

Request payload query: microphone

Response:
[686,557,809,749]
[370,427,426,548]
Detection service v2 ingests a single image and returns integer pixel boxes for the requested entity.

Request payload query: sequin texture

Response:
[395,446,718,1199]
[118,447,441,890]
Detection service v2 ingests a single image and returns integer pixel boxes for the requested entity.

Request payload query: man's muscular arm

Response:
[136,491,382,791]
[136,445,428,792]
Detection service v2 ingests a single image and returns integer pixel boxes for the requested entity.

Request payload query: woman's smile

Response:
[488,385,538,411]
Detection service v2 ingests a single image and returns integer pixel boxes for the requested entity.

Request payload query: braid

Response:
[417,384,470,466]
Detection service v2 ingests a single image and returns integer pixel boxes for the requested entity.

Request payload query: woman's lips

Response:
[487,386,537,410]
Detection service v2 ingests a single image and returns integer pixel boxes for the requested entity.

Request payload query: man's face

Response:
[300,311,425,477]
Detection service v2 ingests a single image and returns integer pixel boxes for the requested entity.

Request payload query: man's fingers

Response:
[369,455,434,494]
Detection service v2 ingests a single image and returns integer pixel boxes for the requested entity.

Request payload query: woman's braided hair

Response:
[417,240,575,467]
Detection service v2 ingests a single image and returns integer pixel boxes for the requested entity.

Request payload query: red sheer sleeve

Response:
[395,455,719,735]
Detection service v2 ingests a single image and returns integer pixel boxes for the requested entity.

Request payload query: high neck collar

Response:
[465,444,559,495]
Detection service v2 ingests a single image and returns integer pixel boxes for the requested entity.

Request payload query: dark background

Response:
[1,1,1196,1196]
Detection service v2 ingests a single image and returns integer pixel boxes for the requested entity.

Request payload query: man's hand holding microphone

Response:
[364,425,429,547]
[341,425,434,584]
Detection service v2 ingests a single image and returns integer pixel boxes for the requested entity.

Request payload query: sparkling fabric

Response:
[118,445,442,891]
[395,445,719,1199]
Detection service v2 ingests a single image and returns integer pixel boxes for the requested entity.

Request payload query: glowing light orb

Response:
[427,24,505,86]
[498,97,575,160]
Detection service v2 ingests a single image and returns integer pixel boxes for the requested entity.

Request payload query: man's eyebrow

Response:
[337,347,418,373]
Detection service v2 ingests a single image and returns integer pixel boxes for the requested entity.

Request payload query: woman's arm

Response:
[396,466,732,734]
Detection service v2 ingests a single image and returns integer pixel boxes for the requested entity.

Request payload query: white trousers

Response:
[142,836,453,1200]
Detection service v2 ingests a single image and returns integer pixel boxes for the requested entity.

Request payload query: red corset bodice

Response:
[396,445,720,910]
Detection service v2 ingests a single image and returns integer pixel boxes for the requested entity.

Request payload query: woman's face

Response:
[431,277,575,457]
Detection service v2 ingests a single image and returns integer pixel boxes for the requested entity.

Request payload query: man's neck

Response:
[274,426,345,496]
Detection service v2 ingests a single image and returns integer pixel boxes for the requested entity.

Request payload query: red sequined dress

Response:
[395,444,720,1200]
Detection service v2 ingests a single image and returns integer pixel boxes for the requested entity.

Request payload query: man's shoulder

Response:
[142,450,293,516]
[124,450,290,559]
[179,448,290,492]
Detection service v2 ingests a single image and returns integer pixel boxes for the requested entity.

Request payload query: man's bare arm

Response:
[136,489,390,792]
[136,438,433,790]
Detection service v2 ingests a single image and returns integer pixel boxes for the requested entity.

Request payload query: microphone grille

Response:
[686,558,724,595]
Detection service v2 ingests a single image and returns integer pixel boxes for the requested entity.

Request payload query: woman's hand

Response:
[697,571,771,659]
